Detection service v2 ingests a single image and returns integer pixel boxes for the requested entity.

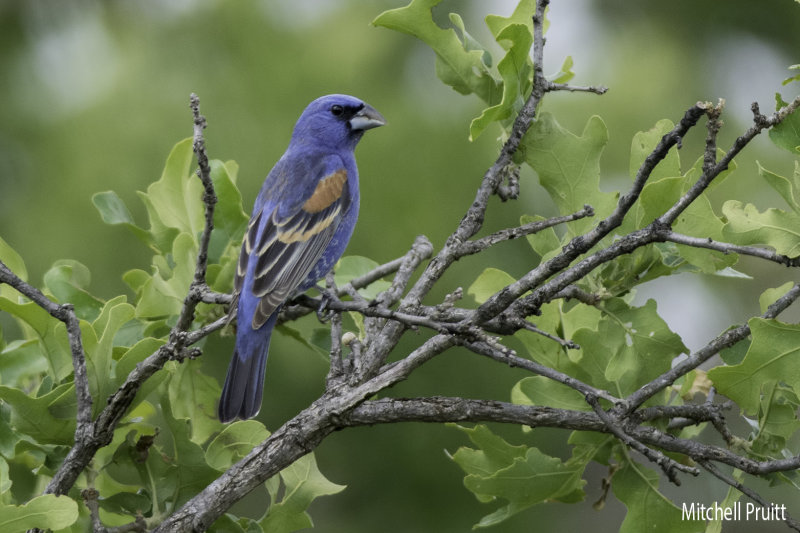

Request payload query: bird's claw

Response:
[316,286,336,322]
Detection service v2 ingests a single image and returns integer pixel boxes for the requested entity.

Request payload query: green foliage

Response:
[373,0,539,141]
[0,140,342,532]
[377,1,800,529]
[708,319,800,415]
[448,424,586,528]
[769,93,800,154]
[612,461,703,533]
[0,494,79,532]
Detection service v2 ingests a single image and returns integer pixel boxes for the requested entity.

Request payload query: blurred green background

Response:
[1,0,799,531]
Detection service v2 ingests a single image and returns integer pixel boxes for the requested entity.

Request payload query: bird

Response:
[218,94,386,422]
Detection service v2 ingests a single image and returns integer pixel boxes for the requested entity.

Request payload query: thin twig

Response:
[665,231,800,267]
[698,460,800,532]
[455,205,594,257]
[586,395,699,485]
[460,338,619,404]
[548,82,609,95]
[0,261,93,428]
[622,282,800,414]
[39,94,222,497]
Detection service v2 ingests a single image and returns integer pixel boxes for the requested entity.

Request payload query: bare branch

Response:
[664,231,800,267]
[40,93,223,497]
[586,394,699,485]
[548,82,609,95]
[454,205,594,258]
[622,282,800,414]
[0,261,93,429]
[698,461,800,532]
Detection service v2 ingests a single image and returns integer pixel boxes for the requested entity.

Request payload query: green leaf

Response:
[549,55,575,84]
[259,453,346,533]
[124,137,198,255]
[84,296,135,416]
[0,494,79,531]
[522,214,561,261]
[91,191,153,247]
[205,420,269,471]
[134,232,197,318]
[469,22,533,140]
[333,256,391,299]
[0,237,27,302]
[167,360,224,445]
[759,160,800,213]
[208,159,249,264]
[0,339,48,387]
[0,456,10,495]
[722,200,800,257]
[147,137,203,237]
[484,0,535,41]
[161,393,220,508]
[450,424,527,478]
[613,461,703,533]
[373,0,501,102]
[114,337,165,390]
[0,297,72,382]
[448,13,492,69]
[629,119,682,183]
[782,64,800,86]
[467,267,516,305]
[751,382,800,455]
[43,260,105,321]
[449,425,586,528]
[276,324,329,357]
[522,113,615,233]
[97,491,153,519]
[759,281,794,314]
[511,376,589,411]
[709,318,800,415]
[0,383,75,445]
[769,93,800,155]
[571,298,687,398]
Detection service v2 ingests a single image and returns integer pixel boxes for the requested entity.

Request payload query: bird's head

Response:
[291,94,386,150]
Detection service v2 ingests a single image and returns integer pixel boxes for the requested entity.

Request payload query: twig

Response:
[590,395,699,485]
[548,82,609,95]
[660,95,800,226]
[0,261,93,429]
[471,103,707,324]
[460,338,618,404]
[664,231,800,267]
[622,282,800,414]
[454,205,594,257]
[39,93,222,498]
[698,461,800,532]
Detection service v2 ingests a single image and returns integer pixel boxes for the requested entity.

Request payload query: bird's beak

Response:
[349,104,386,131]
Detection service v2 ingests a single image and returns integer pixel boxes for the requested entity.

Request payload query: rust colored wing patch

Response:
[302,169,347,213]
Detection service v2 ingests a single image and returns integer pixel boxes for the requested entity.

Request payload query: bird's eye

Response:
[330,105,344,117]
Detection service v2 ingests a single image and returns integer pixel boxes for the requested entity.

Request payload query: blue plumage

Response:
[218,95,385,422]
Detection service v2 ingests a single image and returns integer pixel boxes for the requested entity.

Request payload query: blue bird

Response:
[218,94,386,422]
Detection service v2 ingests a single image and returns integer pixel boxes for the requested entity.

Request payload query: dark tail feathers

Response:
[218,314,276,422]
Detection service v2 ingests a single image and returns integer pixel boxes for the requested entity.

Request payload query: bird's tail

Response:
[218,312,278,422]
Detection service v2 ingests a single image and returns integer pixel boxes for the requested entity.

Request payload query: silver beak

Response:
[349,104,386,131]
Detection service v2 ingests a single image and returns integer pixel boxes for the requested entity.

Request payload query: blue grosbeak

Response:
[218,94,385,422]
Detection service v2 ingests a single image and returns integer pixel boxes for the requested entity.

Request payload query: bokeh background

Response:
[1,0,799,531]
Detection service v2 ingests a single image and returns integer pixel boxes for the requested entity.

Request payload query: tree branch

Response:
[40,94,222,498]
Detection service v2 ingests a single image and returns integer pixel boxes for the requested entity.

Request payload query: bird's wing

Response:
[233,163,351,329]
